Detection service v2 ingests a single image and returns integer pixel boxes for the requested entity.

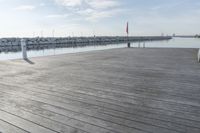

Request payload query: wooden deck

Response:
[0,48,200,133]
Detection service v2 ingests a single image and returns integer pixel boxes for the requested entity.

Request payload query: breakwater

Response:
[0,36,172,52]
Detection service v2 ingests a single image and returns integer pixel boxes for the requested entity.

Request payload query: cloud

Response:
[86,0,119,9]
[55,0,119,9]
[78,8,124,21]
[14,5,36,11]
[54,0,121,21]
[46,14,70,18]
[55,0,82,7]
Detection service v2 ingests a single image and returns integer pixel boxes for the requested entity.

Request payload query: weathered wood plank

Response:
[0,84,199,133]
[0,48,199,133]
[0,119,28,133]
[0,110,57,133]
[1,83,200,124]
[0,89,149,133]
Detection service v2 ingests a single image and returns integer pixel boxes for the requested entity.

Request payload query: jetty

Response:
[0,48,199,133]
[0,36,171,52]
[174,35,200,38]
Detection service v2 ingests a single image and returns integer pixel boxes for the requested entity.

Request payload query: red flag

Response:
[126,22,129,35]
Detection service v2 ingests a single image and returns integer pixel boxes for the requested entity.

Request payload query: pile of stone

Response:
[0,36,172,52]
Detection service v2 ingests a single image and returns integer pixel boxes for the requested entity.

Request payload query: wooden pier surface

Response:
[0,48,200,133]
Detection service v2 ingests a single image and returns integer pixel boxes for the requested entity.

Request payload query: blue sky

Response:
[0,0,199,37]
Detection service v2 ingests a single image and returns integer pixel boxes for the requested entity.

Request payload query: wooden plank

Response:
[1,84,200,124]
[0,90,147,133]
[0,110,56,133]
[0,48,199,133]
[0,87,199,133]
[0,119,28,133]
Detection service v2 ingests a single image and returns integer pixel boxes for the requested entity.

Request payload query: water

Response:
[0,37,199,61]
[0,44,126,61]
[132,37,200,48]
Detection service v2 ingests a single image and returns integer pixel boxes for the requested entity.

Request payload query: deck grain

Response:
[0,48,199,133]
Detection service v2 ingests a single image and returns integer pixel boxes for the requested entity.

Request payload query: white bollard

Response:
[21,39,27,59]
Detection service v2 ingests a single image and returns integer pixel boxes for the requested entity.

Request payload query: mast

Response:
[126,22,130,48]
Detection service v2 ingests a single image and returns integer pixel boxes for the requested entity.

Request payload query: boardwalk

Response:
[0,48,200,133]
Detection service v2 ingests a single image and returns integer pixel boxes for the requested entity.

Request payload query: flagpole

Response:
[126,22,130,48]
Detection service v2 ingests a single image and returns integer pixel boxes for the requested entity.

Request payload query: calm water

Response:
[132,37,200,48]
[0,37,199,61]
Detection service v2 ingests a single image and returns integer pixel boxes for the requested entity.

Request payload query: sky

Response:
[0,0,199,37]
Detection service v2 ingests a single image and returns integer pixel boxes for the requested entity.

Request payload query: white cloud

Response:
[54,0,121,21]
[78,8,123,21]
[86,0,119,9]
[55,0,82,7]
[14,5,36,11]
[55,0,119,9]
[46,14,70,18]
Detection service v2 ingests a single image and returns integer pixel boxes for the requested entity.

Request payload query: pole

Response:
[21,39,27,59]
[127,22,130,48]
[127,33,130,48]
[143,42,145,48]
[138,42,140,48]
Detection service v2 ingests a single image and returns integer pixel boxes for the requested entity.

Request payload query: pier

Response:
[0,48,199,133]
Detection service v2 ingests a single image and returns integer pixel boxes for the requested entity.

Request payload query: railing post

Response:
[143,42,145,48]
[21,39,27,59]
[127,42,130,48]
[138,42,141,48]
